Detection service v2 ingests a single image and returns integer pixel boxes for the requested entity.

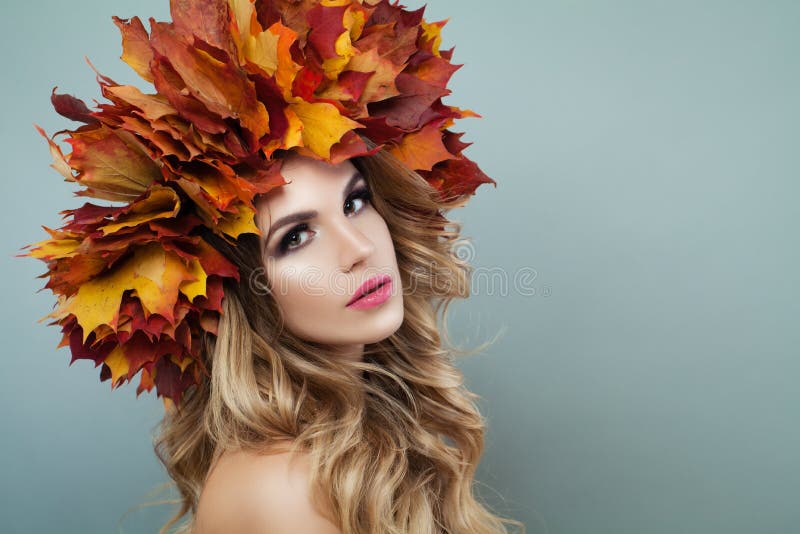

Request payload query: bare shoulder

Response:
[193,442,340,534]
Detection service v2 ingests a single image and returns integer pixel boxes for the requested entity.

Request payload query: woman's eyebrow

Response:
[263,170,365,249]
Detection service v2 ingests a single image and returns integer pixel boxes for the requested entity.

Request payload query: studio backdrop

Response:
[2,1,797,533]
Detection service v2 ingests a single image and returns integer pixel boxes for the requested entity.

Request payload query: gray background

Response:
[2,1,798,533]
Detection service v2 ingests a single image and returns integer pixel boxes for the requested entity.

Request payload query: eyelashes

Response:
[344,186,372,215]
[276,222,311,255]
[275,186,372,256]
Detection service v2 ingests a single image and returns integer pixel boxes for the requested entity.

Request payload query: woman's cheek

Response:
[277,268,328,316]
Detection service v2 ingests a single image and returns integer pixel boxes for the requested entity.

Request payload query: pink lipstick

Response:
[347,274,393,310]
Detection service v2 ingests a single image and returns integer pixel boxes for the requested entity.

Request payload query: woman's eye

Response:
[278,223,313,254]
[344,187,372,215]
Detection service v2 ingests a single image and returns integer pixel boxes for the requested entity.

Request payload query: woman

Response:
[185,149,516,533]
[23,0,524,532]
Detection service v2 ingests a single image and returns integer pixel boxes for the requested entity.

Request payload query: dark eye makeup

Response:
[274,185,372,256]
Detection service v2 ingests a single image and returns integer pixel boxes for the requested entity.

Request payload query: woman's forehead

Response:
[255,155,359,226]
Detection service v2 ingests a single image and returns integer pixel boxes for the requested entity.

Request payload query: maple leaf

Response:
[422,157,496,201]
[21,226,82,261]
[245,22,302,98]
[34,125,73,181]
[410,55,461,89]
[66,125,162,201]
[244,25,283,75]
[216,202,259,238]
[290,101,361,159]
[442,130,472,157]
[228,0,257,47]
[388,122,451,172]
[113,16,154,83]
[170,0,234,55]
[179,258,209,301]
[329,130,373,165]
[291,66,325,101]
[104,345,131,386]
[50,88,99,124]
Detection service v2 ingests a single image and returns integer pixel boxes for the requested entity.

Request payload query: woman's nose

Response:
[334,219,375,271]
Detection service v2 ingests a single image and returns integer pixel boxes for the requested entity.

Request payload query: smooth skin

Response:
[194,444,341,533]
[194,155,405,532]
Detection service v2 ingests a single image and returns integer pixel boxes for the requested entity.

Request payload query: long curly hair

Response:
[152,147,524,533]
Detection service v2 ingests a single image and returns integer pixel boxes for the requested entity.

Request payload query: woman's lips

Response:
[347,274,393,309]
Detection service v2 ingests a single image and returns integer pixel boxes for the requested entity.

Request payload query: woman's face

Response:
[255,154,404,359]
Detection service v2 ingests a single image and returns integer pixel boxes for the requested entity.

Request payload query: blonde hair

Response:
[152,148,525,533]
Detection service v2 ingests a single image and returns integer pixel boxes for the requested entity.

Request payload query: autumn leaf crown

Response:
[21,0,494,407]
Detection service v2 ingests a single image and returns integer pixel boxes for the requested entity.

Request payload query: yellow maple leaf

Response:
[104,345,131,386]
[228,0,257,47]
[178,258,208,302]
[244,28,281,75]
[217,202,259,238]
[53,243,197,342]
[344,4,366,41]
[24,226,81,260]
[420,20,448,57]
[322,31,356,80]
[289,101,361,159]
[68,126,161,201]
